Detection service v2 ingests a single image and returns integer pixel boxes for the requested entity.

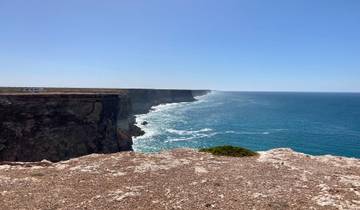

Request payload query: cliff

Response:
[0,88,210,162]
[0,148,359,209]
[127,89,201,114]
[0,94,124,162]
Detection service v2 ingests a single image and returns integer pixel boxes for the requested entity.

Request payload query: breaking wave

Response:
[225,131,270,135]
[166,128,213,135]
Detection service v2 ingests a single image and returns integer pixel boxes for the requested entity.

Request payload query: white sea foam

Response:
[133,92,214,151]
[139,91,211,116]
[150,101,191,113]
[165,132,219,143]
[270,128,288,131]
[194,90,215,100]
[164,128,215,143]
[166,128,213,135]
[133,96,216,150]
[133,113,161,141]
[225,131,271,135]
[133,127,159,140]
[165,136,197,142]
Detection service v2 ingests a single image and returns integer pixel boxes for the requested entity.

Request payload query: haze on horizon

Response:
[0,0,359,92]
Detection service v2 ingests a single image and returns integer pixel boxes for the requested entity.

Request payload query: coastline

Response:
[0,88,210,162]
[132,91,213,151]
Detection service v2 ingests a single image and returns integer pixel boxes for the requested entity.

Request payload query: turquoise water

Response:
[133,91,360,158]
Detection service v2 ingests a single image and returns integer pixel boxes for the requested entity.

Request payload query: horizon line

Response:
[0,86,359,94]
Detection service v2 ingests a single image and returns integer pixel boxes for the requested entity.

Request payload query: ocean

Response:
[133,91,360,158]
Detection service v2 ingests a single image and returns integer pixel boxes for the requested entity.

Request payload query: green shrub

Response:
[199,145,258,157]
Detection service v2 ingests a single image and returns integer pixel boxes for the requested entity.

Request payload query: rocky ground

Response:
[0,148,359,210]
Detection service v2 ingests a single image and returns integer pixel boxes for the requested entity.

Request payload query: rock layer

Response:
[0,94,122,162]
[0,88,210,162]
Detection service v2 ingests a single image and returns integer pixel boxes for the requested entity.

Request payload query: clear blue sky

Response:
[0,0,359,91]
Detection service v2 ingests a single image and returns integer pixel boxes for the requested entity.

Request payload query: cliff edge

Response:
[0,148,359,209]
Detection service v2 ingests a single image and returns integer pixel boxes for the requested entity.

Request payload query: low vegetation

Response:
[199,145,258,157]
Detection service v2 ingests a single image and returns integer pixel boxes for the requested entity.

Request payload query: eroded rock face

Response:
[127,89,198,114]
[0,148,358,209]
[0,94,123,162]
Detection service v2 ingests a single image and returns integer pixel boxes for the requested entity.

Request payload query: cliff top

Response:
[0,87,210,95]
[1,148,359,209]
[0,87,127,95]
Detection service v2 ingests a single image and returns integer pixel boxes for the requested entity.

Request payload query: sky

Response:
[0,0,359,92]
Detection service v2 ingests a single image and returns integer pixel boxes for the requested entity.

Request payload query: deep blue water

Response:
[133,91,360,158]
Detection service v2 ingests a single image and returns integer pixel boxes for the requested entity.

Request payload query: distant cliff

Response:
[0,89,210,162]
[127,89,201,114]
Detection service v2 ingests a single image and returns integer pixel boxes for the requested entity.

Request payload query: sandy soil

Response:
[0,148,359,210]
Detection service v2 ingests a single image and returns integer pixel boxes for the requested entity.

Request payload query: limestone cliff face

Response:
[191,90,211,97]
[127,89,199,114]
[0,89,209,162]
[0,94,127,162]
